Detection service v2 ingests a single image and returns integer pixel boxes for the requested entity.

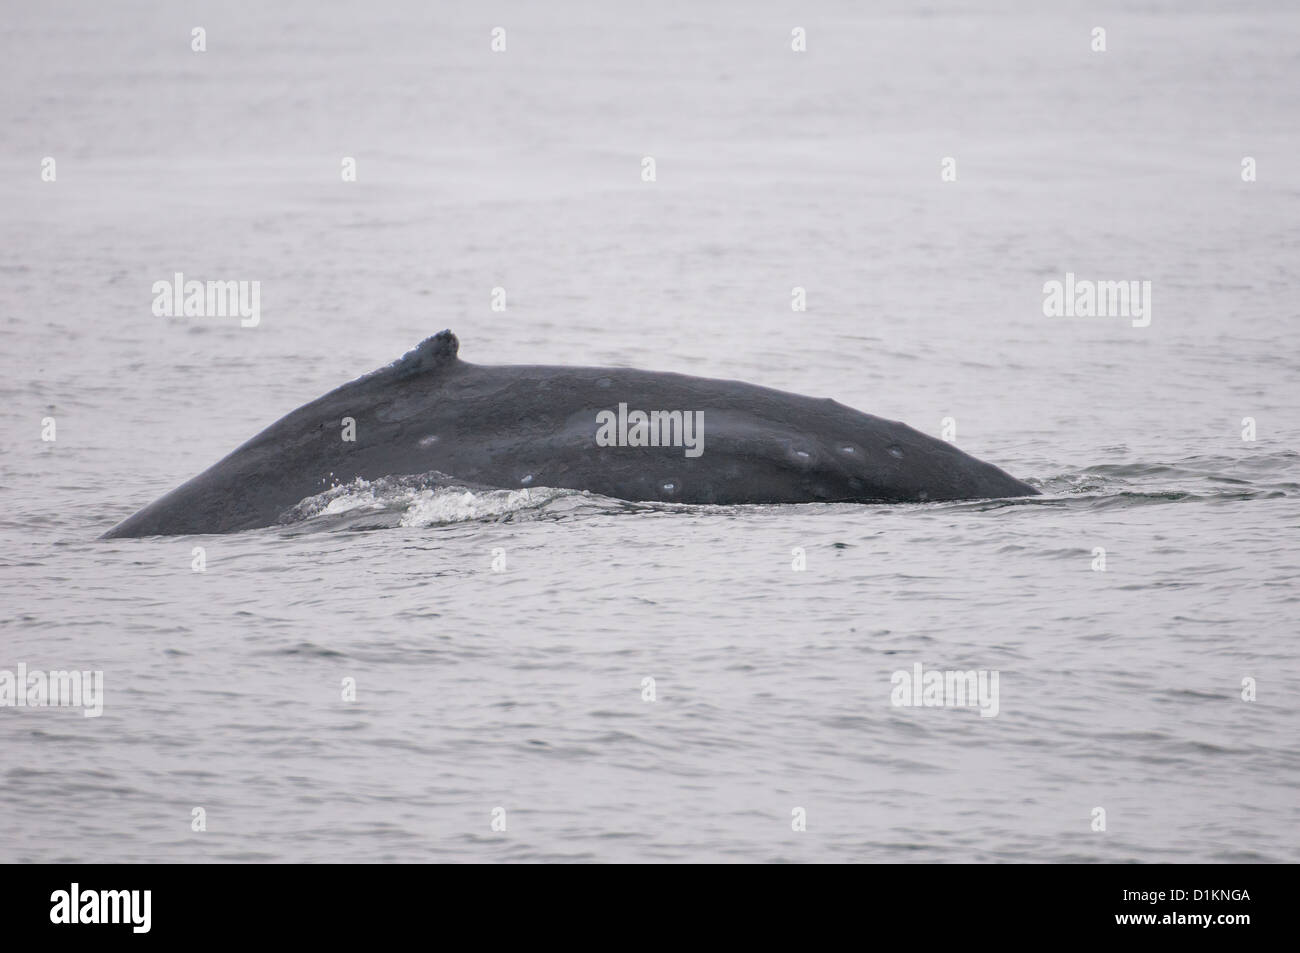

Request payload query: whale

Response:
[102,330,1037,538]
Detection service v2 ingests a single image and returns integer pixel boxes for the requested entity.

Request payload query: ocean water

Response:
[2,0,1298,862]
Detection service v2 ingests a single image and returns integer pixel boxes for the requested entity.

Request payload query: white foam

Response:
[282,474,574,529]
[398,486,554,527]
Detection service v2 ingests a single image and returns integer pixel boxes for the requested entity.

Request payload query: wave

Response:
[275,451,1298,532]
[957,450,1299,512]
[276,471,631,533]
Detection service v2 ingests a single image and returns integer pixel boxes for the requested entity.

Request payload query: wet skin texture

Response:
[103,330,1038,537]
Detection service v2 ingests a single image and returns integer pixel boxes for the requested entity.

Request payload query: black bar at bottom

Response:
[0,863,1279,940]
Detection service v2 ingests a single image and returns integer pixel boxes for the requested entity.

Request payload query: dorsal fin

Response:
[392,329,459,376]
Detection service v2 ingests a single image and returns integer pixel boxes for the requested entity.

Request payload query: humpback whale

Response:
[102,330,1037,538]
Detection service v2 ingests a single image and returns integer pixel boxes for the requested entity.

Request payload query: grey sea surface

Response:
[1,0,1298,862]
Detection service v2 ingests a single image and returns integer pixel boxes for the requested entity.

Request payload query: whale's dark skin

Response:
[102,330,1037,537]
